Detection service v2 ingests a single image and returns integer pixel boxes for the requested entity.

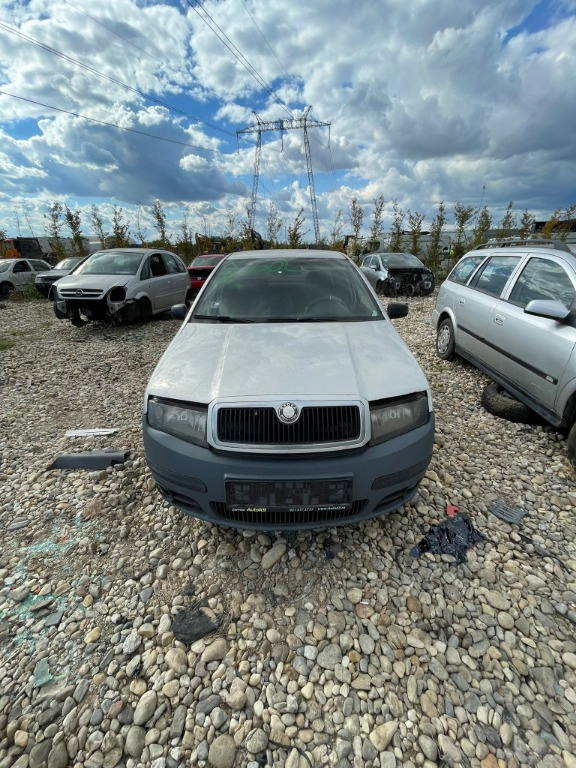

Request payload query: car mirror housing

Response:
[171,304,188,320]
[524,299,570,321]
[386,302,409,319]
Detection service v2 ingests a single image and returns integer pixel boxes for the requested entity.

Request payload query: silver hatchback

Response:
[53,248,191,326]
[431,239,576,455]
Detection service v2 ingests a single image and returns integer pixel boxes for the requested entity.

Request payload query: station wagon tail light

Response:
[148,397,208,446]
[369,393,429,444]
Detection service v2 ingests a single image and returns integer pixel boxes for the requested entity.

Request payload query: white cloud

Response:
[0,0,575,239]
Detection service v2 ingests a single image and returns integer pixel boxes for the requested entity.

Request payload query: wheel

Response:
[481,382,543,425]
[375,280,383,293]
[136,297,152,321]
[0,282,14,299]
[53,302,68,320]
[436,318,455,360]
[567,421,576,462]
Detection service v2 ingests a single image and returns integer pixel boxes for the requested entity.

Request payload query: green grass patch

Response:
[0,338,16,351]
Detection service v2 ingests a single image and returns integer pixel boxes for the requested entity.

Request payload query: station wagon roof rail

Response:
[472,238,572,252]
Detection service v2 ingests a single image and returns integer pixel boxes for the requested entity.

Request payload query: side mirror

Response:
[524,299,570,321]
[386,302,409,319]
[171,304,188,320]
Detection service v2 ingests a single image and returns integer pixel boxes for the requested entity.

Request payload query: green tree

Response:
[91,205,107,248]
[406,209,425,256]
[453,202,475,259]
[64,206,88,258]
[519,209,535,239]
[425,202,446,268]
[287,208,306,247]
[177,204,194,261]
[369,194,385,246]
[237,207,253,248]
[541,204,576,241]
[134,203,149,246]
[44,202,66,261]
[389,199,405,252]
[223,205,238,245]
[111,205,131,247]
[329,209,344,248]
[495,201,516,239]
[0,227,7,258]
[266,202,283,246]
[348,197,364,260]
[151,200,169,248]
[471,205,492,247]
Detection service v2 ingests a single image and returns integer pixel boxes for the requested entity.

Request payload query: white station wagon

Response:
[143,249,435,530]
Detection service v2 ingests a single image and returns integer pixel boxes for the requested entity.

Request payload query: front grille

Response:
[59,287,104,298]
[217,405,361,445]
[212,499,367,526]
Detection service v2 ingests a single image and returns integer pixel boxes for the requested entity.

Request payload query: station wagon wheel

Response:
[436,318,455,360]
[567,421,576,464]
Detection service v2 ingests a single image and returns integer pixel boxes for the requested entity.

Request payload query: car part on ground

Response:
[46,450,129,470]
[52,248,191,326]
[481,382,544,425]
[360,252,435,297]
[432,240,576,455]
[143,248,435,530]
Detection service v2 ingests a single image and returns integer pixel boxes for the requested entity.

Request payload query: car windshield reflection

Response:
[74,250,143,276]
[191,255,382,322]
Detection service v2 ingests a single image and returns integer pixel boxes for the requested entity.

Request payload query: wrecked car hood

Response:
[145,320,429,405]
[56,274,131,292]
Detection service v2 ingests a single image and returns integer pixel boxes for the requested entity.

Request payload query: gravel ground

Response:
[0,295,575,768]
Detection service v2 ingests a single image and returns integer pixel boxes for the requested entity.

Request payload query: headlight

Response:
[370,393,429,444]
[109,286,127,303]
[147,397,207,446]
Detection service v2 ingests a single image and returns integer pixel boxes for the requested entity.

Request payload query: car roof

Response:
[226,249,348,261]
[463,245,576,267]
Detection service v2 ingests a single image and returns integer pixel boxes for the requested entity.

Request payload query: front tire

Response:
[0,282,14,299]
[436,318,455,360]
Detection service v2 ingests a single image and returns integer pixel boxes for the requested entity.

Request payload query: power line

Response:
[0,20,237,140]
[184,0,294,119]
[240,0,292,81]
[0,90,220,153]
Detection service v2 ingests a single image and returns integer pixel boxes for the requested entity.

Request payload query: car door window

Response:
[508,257,575,309]
[163,254,184,274]
[448,255,485,285]
[141,258,152,280]
[361,256,371,267]
[150,254,167,278]
[13,261,31,273]
[469,255,522,297]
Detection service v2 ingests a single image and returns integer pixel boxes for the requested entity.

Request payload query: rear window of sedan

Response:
[192,256,382,322]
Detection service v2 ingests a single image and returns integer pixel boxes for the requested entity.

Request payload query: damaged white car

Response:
[52,248,191,326]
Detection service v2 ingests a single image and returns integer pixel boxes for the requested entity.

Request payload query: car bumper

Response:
[142,414,435,530]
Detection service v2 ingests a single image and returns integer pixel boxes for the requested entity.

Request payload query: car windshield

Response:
[380,253,425,269]
[73,250,143,276]
[190,255,225,268]
[55,258,83,270]
[0,261,11,273]
[191,255,382,322]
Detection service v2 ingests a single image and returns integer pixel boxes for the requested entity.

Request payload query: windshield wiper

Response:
[193,314,255,323]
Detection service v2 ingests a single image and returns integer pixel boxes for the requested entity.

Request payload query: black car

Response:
[34,257,85,298]
[360,252,435,296]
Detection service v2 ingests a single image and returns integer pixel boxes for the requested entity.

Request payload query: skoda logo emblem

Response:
[75,289,83,296]
[278,402,300,424]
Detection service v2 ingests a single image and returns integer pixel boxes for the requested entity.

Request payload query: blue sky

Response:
[0,0,575,244]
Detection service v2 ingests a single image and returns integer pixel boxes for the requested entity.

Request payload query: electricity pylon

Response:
[237,107,331,244]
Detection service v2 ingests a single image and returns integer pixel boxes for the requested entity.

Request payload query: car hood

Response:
[146,320,429,404]
[56,274,131,291]
[36,269,71,279]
